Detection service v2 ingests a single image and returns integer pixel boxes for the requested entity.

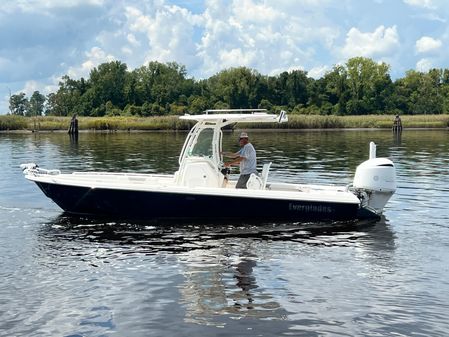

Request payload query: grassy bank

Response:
[1,114,448,131]
[0,115,194,131]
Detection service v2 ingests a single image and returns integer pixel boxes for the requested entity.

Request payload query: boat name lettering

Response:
[288,203,333,213]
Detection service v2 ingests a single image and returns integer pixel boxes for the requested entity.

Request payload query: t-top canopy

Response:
[180,109,288,124]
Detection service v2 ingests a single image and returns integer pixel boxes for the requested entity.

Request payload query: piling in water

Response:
[68,115,78,134]
[392,115,402,133]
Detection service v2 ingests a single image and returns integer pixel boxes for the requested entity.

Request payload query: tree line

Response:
[8,57,449,117]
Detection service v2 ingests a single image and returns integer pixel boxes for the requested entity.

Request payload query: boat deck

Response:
[26,171,360,205]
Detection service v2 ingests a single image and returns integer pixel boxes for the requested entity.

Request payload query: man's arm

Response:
[224,156,243,167]
[221,151,239,158]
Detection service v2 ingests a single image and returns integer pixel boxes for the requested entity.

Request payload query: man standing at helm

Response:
[222,132,257,189]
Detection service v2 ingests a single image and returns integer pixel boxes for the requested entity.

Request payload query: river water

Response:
[1,129,449,336]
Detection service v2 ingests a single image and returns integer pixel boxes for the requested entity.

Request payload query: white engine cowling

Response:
[353,158,396,192]
[353,157,396,214]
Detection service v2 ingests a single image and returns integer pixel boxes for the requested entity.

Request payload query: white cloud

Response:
[308,65,330,79]
[416,57,433,71]
[7,0,105,13]
[125,6,152,32]
[196,0,339,77]
[232,0,281,23]
[124,4,202,72]
[403,0,435,9]
[14,78,58,104]
[126,33,140,47]
[22,80,45,96]
[218,48,257,69]
[266,0,333,10]
[67,47,116,79]
[341,25,400,59]
[22,80,39,92]
[415,36,442,53]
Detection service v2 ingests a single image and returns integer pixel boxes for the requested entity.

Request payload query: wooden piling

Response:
[68,114,78,134]
[393,115,402,132]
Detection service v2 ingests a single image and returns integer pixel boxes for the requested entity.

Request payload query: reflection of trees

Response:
[178,259,228,326]
[178,248,287,325]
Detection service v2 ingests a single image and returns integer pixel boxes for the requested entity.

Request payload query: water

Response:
[1,129,449,336]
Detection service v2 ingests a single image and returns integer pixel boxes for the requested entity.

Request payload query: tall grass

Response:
[0,116,195,131]
[340,115,449,129]
[71,116,195,131]
[1,114,448,131]
[242,114,449,129]
[0,115,28,130]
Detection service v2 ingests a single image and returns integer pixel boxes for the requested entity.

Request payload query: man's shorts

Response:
[236,174,251,189]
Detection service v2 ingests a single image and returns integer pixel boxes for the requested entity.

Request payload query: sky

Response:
[1,0,449,114]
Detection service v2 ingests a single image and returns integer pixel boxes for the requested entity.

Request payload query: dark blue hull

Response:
[35,181,366,221]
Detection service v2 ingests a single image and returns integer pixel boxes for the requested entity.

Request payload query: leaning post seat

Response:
[246,162,272,190]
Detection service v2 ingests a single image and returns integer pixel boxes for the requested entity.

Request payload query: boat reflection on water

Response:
[39,215,394,253]
[38,216,395,325]
[37,214,393,249]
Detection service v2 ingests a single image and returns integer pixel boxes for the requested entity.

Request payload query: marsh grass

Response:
[0,115,28,131]
[339,115,449,129]
[240,114,449,129]
[77,116,194,131]
[1,114,448,131]
[0,116,195,131]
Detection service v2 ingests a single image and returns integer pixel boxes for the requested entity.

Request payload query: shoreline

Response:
[1,114,448,132]
[1,126,448,134]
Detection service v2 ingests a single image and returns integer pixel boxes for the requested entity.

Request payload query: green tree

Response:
[258,98,273,110]
[413,71,443,114]
[45,75,87,116]
[274,70,309,108]
[439,69,449,113]
[41,57,449,117]
[188,95,208,114]
[89,61,128,110]
[131,61,191,107]
[320,65,349,115]
[207,67,263,108]
[345,57,392,115]
[28,91,46,116]
[394,70,443,114]
[9,92,28,116]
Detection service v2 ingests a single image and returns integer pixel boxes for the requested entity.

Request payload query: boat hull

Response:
[34,181,365,221]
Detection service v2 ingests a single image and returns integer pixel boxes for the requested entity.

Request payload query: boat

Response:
[21,109,396,221]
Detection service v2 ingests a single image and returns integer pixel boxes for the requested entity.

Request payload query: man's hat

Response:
[239,132,249,139]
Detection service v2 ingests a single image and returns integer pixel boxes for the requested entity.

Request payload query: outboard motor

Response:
[352,142,396,215]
